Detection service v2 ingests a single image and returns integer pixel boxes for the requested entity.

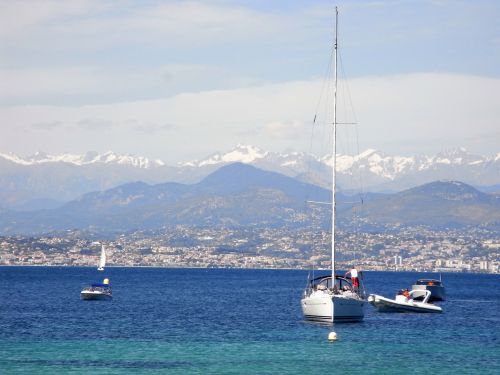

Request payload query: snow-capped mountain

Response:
[180,144,331,188]
[0,145,499,211]
[181,144,269,167]
[3,145,497,182]
[182,144,322,167]
[333,147,494,180]
[181,145,500,191]
[0,151,165,169]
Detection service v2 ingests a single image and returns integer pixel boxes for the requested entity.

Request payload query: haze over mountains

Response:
[0,144,499,211]
[0,163,498,236]
[0,163,329,234]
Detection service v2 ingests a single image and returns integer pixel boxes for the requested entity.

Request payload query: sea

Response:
[0,267,498,374]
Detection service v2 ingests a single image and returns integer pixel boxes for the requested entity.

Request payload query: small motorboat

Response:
[411,278,445,301]
[81,278,112,300]
[368,289,442,313]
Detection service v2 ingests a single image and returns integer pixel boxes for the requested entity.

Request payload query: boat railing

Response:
[304,275,365,299]
[409,289,432,303]
[81,286,111,293]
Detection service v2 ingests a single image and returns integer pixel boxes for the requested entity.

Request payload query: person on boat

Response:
[345,266,359,290]
[402,289,412,301]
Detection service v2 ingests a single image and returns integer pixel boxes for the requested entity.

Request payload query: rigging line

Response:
[305,37,334,199]
[312,48,335,129]
[304,22,337,279]
[304,74,327,216]
[338,44,366,267]
[304,57,332,278]
[311,43,335,159]
[338,49,353,167]
[318,56,334,163]
[337,50,355,204]
[338,51,359,125]
[338,48,365,203]
[339,55,352,163]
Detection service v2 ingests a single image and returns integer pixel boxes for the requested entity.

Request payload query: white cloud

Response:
[0,67,102,99]
[0,0,498,165]
[131,121,174,134]
[0,64,259,105]
[1,1,288,50]
[349,73,500,153]
[76,118,113,130]
[0,73,498,160]
[32,120,64,130]
[0,1,326,107]
[0,0,102,38]
[264,120,306,139]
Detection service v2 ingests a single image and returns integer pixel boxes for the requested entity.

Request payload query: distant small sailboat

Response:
[97,244,106,271]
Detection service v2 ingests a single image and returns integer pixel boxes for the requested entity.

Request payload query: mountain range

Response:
[343,180,500,230]
[0,163,498,235]
[0,163,329,234]
[1,145,499,211]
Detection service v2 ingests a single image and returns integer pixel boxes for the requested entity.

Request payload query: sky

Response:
[1,0,499,162]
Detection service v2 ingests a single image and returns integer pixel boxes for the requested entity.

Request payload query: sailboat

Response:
[97,244,106,271]
[301,7,366,323]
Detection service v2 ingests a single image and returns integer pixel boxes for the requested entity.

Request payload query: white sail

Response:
[97,245,106,271]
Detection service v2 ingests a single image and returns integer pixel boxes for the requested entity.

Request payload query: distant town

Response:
[1,225,498,274]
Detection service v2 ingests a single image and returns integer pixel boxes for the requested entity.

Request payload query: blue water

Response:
[0,267,499,374]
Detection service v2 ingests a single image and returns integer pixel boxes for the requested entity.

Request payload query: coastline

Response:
[1,264,498,275]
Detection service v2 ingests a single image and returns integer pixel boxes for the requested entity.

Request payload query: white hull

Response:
[80,290,112,300]
[368,294,442,313]
[301,291,366,322]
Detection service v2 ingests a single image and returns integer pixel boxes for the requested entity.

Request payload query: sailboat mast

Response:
[331,6,338,280]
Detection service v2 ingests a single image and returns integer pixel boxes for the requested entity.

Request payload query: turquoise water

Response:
[1,267,499,374]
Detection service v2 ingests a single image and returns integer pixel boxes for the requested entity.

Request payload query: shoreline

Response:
[1,264,498,275]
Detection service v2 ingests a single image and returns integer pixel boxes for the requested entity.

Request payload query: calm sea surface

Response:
[0,267,499,374]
